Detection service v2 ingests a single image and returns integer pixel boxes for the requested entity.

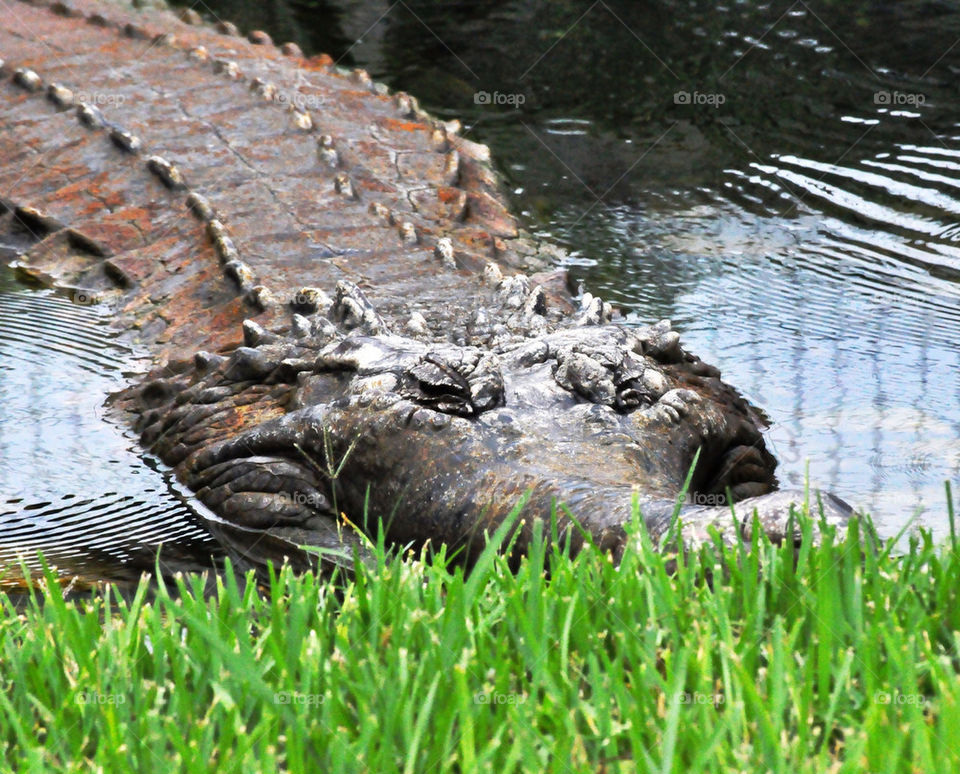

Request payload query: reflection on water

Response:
[581,200,960,532]
[250,0,959,536]
[0,264,218,586]
[1,0,958,558]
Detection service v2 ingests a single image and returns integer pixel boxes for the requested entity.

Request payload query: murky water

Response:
[0,261,218,585]
[2,0,959,571]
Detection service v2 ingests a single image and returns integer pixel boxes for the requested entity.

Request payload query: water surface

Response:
[252,0,960,535]
[3,0,959,558]
[0,261,218,585]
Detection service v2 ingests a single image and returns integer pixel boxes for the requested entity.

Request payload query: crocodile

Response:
[0,0,851,579]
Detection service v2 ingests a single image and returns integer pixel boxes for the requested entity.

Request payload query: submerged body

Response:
[0,0,849,577]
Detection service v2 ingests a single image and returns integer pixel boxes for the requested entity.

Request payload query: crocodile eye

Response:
[614,353,666,410]
[407,355,475,416]
[402,350,504,417]
[552,346,671,413]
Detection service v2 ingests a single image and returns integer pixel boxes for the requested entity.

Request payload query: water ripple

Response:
[0,273,218,586]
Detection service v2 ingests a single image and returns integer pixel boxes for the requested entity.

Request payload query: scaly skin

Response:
[0,0,851,576]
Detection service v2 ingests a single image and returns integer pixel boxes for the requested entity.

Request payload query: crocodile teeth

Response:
[431,127,449,152]
[224,260,255,290]
[245,286,275,311]
[443,150,460,186]
[213,234,239,265]
[291,110,313,131]
[193,351,226,374]
[122,23,150,40]
[248,30,273,46]
[368,201,391,223]
[318,147,338,167]
[250,78,278,101]
[332,281,385,334]
[291,314,312,338]
[394,92,419,117]
[242,320,275,347]
[206,219,228,241]
[179,8,203,25]
[351,68,372,87]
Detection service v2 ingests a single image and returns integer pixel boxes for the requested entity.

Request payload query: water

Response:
[262,0,960,536]
[2,0,959,562]
[0,262,218,586]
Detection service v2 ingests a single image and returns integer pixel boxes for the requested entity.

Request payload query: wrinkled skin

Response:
[124,277,851,574]
[0,0,851,579]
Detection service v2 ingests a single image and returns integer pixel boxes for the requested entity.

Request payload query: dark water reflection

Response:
[238,0,959,534]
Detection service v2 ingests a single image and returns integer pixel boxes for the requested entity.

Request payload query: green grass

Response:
[3,494,960,773]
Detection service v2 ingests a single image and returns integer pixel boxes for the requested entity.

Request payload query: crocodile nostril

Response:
[696,443,778,503]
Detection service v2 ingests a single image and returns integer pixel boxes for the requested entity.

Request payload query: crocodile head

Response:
[125,275,851,573]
